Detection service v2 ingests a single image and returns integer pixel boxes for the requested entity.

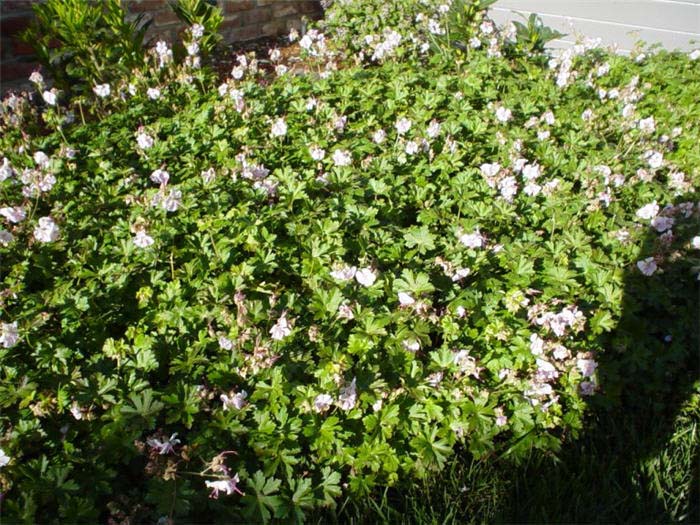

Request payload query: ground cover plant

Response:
[0,0,699,522]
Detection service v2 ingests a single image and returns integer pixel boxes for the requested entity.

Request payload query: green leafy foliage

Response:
[0,0,699,522]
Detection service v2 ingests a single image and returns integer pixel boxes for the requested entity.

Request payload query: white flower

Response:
[231,65,245,79]
[651,216,674,233]
[42,90,57,106]
[221,390,248,410]
[522,163,541,180]
[147,87,161,100]
[405,140,419,155]
[270,312,292,340]
[337,303,354,320]
[34,151,50,168]
[495,106,512,123]
[537,130,550,141]
[355,267,377,287]
[201,168,216,184]
[480,163,500,179]
[205,474,244,499]
[337,378,357,411]
[33,216,59,243]
[0,207,26,224]
[271,118,287,137]
[147,433,181,455]
[638,117,655,134]
[186,42,200,56]
[0,448,10,468]
[398,292,415,306]
[0,158,14,181]
[309,145,326,161]
[451,267,471,281]
[133,229,154,248]
[581,109,594,121]
[580,380,596,396]
[372,398,383,411]
[426,120,441,139]
[0,322,19,348]
[636,201,659,220]
[637,257,657,276]
[332,149,352,167]
[458,230,484,248]
[395,117,412,135]
[524,182,542,196]
[330,264,356,281]
[218,336,233,350]
[288,28,299,42]
[689,49,700,60]
[299,34,313,50]
[0,230,14,246]
[275,64,288,76]
[372,129,386,144]
[162,189,182,212]
[93,83,111,98]
[29,71,43,85]
[499,175,518,201]
[402,339,420,352]
[692,236,700,250]
[644,150,663,169]
[313,394,333,413]
[469,37,482,49]
[455,305,467,318]
[137,131,154,150]
[150,169,170,185]
[529,333,544,356]
[576,358,598,377]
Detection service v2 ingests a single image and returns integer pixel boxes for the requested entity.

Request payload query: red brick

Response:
[229,24,264,42]
[220,17,244,31]
[241,7,272,26]
[1,15,33,36]
[272,5,299,18]
[153,8,180,26]
[224,0,255,14]
[126,0,168,13]
[12,39,34,56]
[262,19,286,37]
[1,59,39,82]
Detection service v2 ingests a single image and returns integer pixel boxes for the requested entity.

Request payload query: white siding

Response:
[490,0,700,52]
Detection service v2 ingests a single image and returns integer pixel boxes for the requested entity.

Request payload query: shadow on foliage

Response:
[500,217,700,524]
[320,199,699,525]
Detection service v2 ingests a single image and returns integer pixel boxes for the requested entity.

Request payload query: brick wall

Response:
[0,0,322,92]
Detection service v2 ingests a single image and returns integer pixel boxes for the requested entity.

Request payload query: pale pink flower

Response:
[221,390,248,410]
[270,118,287,137]
[636,201,659,220]
[495,106,512,123]
[637,257,657,276]
[313,393,333,413]
[206,473,244,499]
[395,117,412,135]
[309,145,326,161]
[218,336,233,350]
[330,264,356,281]
[0,206,26,223]
[133,229,154,248]
[651,216,674,233]
[372,129,386,144]
[33,216,59,243]
[355,267,377,287]
[576,358,598,377]
[332,149,352,167]
[42,90,57,106]
[0,321,19,348]
[402,339,420,352]
[0,448,10,468]
[93,83,111,98]
[150,169,169,185]
[337,378,357,410]
[458,230,484,248]
[638,117,655,134]
[270,312,292,340]
[147,433,180,455]
[529,333,544,355]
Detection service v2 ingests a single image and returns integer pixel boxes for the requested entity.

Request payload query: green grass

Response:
[312,384,699,524]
